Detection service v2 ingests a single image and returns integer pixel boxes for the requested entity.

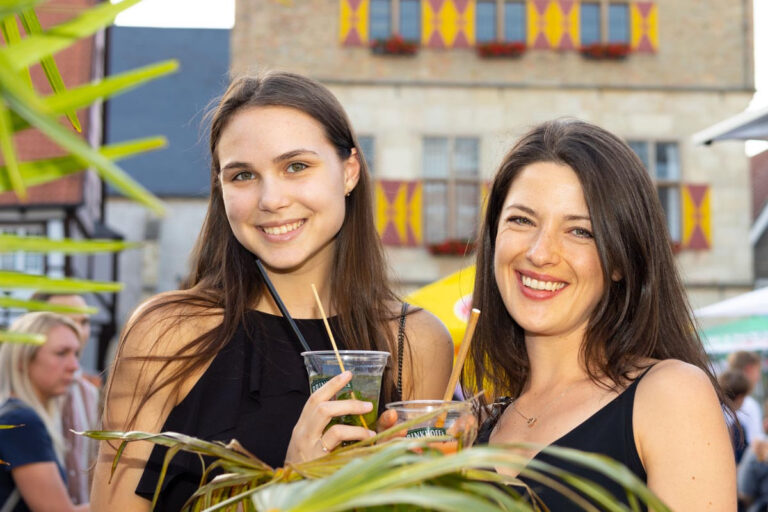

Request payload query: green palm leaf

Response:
[0,271,122,292]
[0,13,32,87]
[0,136,167,192]
[0,234,138,253]
[0,0,43,19]
[0,329,44,344]
[0,99,25,199]
[18,8,81,131]
[5,87,165,214]
[0,296,97,314]
[2,0,142,72]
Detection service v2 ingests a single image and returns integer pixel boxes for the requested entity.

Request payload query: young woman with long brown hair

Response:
[466,119,735,510]
[91,71,453,511]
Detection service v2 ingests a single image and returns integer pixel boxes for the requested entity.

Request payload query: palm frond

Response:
[0,329,44,344]
[0,234,138,253]
[0,271,122,292]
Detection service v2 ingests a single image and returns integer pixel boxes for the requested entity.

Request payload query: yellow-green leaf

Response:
[0,99,26,199]
[0,234,139,253]
[0,14,33,87]
[6,91,165,215]
[0,329,45,344]
[0,271,122,292]
[0,0,43,19]
[0,296,97,314]
[0,137,167,192]
[1,0,143,72]
[18,8,81,132]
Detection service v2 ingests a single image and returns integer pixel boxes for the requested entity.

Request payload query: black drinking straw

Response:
[255,258,312,353]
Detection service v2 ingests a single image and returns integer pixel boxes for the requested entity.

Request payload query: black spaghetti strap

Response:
[397,302,408,399]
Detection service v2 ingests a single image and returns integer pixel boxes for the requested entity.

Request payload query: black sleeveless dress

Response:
[476,367,653,511]
[135,310,398,510]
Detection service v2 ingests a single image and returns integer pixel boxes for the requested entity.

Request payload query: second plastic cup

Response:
[385,400,477,454]
[302,350,390,428]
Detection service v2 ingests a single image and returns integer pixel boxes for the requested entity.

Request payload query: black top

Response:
[136,310,398,511]
[477,366,653,511]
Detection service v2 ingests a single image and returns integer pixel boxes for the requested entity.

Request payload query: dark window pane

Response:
[476,1,496,43]
[657,186,681,242]
[608,3,629,43]
[370,0,391,40]
[504,1,526,42]
[400,0,420,40]
[580,3,600,45]
[358,136,375,175]
[423,137,450,178]
[656,142,680,180]
[424,181,449,243]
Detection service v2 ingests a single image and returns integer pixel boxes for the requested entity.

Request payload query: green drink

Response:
[303,350,390,429]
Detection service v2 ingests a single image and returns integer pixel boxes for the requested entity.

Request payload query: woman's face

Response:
[494,161,605,341]
[28,324,80,403]
[217,106,360,274]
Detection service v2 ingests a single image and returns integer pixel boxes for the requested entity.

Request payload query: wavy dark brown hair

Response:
[463,118,726,411]
[107,72,404,428]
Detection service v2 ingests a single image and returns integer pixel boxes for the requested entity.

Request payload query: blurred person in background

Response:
[729,351,766,444]
[0,312,89,511]
[31,293,100,505]
[739,439,768,512]
[719,369,752,464]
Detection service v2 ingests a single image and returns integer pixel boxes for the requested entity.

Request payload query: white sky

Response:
[113,0,767,149]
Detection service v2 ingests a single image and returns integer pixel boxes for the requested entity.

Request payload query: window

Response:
[369,0,420,41]
[358,135,375,174]
[474,1,526,43]
[422,137,480,244]
[0,224,45,281]
[476,1,496,43]
[370,0,391,40]
[504,1,526,42]
[628,140,681,242]
[580,1,630,45]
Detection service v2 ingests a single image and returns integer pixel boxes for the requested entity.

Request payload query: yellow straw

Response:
[442,308,481,401]
[311,283,370,430]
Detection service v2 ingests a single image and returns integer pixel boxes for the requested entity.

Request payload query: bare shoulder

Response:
[121,289,223,358]
[401,306,453,353]
[635,358,717,403]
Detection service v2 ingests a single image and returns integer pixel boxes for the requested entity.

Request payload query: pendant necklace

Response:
[509,381,579,428]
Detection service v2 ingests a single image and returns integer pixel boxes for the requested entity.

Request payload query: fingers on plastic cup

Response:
[302,350,390,428]
[385,400,478,453]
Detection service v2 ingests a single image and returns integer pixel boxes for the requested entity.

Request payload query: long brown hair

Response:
[463,118,725,409]
[109,72,402,427]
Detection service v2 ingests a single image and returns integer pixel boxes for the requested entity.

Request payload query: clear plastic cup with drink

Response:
[385,400,477,454]
[302,350,390,428]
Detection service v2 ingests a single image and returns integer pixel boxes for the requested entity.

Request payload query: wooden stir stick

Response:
[311,283,370,430]
[442,308,481,402]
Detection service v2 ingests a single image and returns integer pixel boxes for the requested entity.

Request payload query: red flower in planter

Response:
[371,34,419,56]
[580,42,630,60]
[476,41,526,58]
[426,239,476,256]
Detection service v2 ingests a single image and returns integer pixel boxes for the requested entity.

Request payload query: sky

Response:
[114,0,767,148]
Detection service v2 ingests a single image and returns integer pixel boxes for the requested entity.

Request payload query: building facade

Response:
[229,0,755,308]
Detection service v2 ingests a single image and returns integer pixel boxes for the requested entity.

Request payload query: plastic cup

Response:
[385,400,477,454]
[302,350,390,428]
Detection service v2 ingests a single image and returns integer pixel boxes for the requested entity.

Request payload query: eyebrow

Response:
[503,203,591,222]
[220,149,319,173]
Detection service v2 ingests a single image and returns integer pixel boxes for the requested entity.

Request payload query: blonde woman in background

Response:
[0,312,89,512]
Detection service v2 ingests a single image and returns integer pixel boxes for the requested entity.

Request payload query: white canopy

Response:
[694,287,768,318]
[691,104,768,145]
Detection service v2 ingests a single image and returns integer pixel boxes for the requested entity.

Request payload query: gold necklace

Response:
[509,382,578,428]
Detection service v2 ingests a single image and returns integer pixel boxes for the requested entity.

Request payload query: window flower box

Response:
[579,42,631,60]
[426,239,476,256]
[370,34,419,56]
[476,41,526,58]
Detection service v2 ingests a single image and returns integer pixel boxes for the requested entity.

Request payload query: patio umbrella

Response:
[700,316,768,355]
[694,287,768,318]
[405,266,475,355]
